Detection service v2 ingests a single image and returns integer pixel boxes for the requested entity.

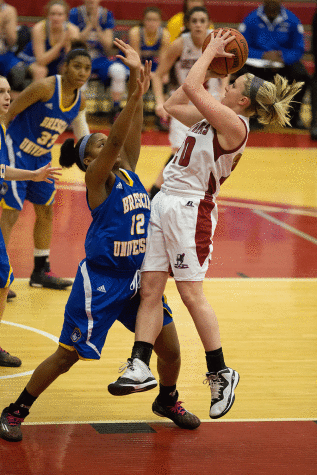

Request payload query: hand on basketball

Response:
[208,29,235,58]
[114,39,142,70]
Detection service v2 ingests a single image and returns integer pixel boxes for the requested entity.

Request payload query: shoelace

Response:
[0,347,9,355]
[6,414,24,426]
[168,401,186,415]
[204,375,224,401]
[118,359,134,373]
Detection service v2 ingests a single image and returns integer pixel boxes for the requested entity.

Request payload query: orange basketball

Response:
[202,28,249,75]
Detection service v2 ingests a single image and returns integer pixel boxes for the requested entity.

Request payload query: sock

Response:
[131,341,153,367]
[205,347,226,374]
[158,383,177,405]
[7,388,37,418]
[33,249,50,272]
[15,387,37,410]
[148,184,160,200]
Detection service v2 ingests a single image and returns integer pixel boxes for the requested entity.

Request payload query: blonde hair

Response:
[243,73,304,127]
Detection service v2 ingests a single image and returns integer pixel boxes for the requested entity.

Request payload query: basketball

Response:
[202,28,248,75]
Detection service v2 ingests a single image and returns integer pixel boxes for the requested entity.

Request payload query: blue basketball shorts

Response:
[59,259,173,360]
[0,228,14,288]
[0,135,55,211]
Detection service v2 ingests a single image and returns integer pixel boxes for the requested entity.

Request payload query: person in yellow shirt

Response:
[167,0,211,42]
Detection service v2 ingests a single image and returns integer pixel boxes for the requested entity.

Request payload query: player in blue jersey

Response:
[0,74,62,367]
[0,40,200,443]
[0,44,92,297]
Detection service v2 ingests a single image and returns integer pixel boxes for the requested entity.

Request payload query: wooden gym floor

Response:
[0,121,316,474]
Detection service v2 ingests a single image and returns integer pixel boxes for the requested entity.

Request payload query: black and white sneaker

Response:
[205,367,240,419]
[108,358,158,396]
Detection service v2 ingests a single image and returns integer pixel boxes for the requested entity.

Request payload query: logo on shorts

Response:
[97,285,107,293]
[185,201,194,207]
[174,253,189,269]
[70,327,81,342]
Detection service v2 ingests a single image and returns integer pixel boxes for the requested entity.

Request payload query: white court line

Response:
[0,321,58,380]
[219,199,317,218]
[252,209,317,245]
[21,417,316,426]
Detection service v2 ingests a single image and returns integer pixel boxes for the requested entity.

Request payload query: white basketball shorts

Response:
[141,189,218,281]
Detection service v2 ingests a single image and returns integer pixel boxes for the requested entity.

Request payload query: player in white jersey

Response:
[149,6,227,199]
[110,30,304,419]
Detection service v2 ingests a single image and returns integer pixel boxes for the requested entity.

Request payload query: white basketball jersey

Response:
[162,116,249,199]
[174,31,221,100]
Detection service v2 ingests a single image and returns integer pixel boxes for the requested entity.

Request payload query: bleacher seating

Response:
[11,0,315,116]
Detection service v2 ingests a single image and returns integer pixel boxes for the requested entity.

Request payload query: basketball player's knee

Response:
[108,63,128,94]
[57,352,78,374]
[35,204,53,222]
[1,208,20,228]
[179,290,197,310]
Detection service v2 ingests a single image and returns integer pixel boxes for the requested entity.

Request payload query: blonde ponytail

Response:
[243,73,304,127]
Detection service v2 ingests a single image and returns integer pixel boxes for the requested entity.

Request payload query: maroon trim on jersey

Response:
[195,194,215,267]
[213,118,248,161]
[207,118,248,195]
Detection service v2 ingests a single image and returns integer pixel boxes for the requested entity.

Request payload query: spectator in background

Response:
[149,6,226,200]
[167,0,210,43]
[129,6,170,130]
[69,0,129,122]
[310,6,317,140]
[239,0,310,129]
[129,7,170,75]
[0,0,44,94]
[18,0,80,81]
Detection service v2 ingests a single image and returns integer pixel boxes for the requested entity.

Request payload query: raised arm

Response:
[85,63,149,197]
[182,30,246,146]
[114,39,151,171]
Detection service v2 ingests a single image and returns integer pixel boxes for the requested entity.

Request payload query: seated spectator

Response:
[167,0,210,43]
[310,7,317,140]
[239,0,310,129]
[18,0,80,81]
[69,0,128,122]
[129,7,170,74]
[0,0,43,94]
[129,6,170,130]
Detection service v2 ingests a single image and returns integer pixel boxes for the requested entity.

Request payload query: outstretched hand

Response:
[32,163,62,183]
[207,29,235,59]
[133,60,152,98]
[114,39,142,70]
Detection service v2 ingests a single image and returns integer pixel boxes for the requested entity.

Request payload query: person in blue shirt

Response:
[0,74,61,367]
[0,41,200,443]
[238,0,310,129]
[69,0,128,122]
[0,45,92,294]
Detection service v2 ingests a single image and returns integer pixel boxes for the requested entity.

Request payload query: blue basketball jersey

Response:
[0,124,9,188]
[140,26,163,71]
[7,75,81,158]
[85,169,151,273]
